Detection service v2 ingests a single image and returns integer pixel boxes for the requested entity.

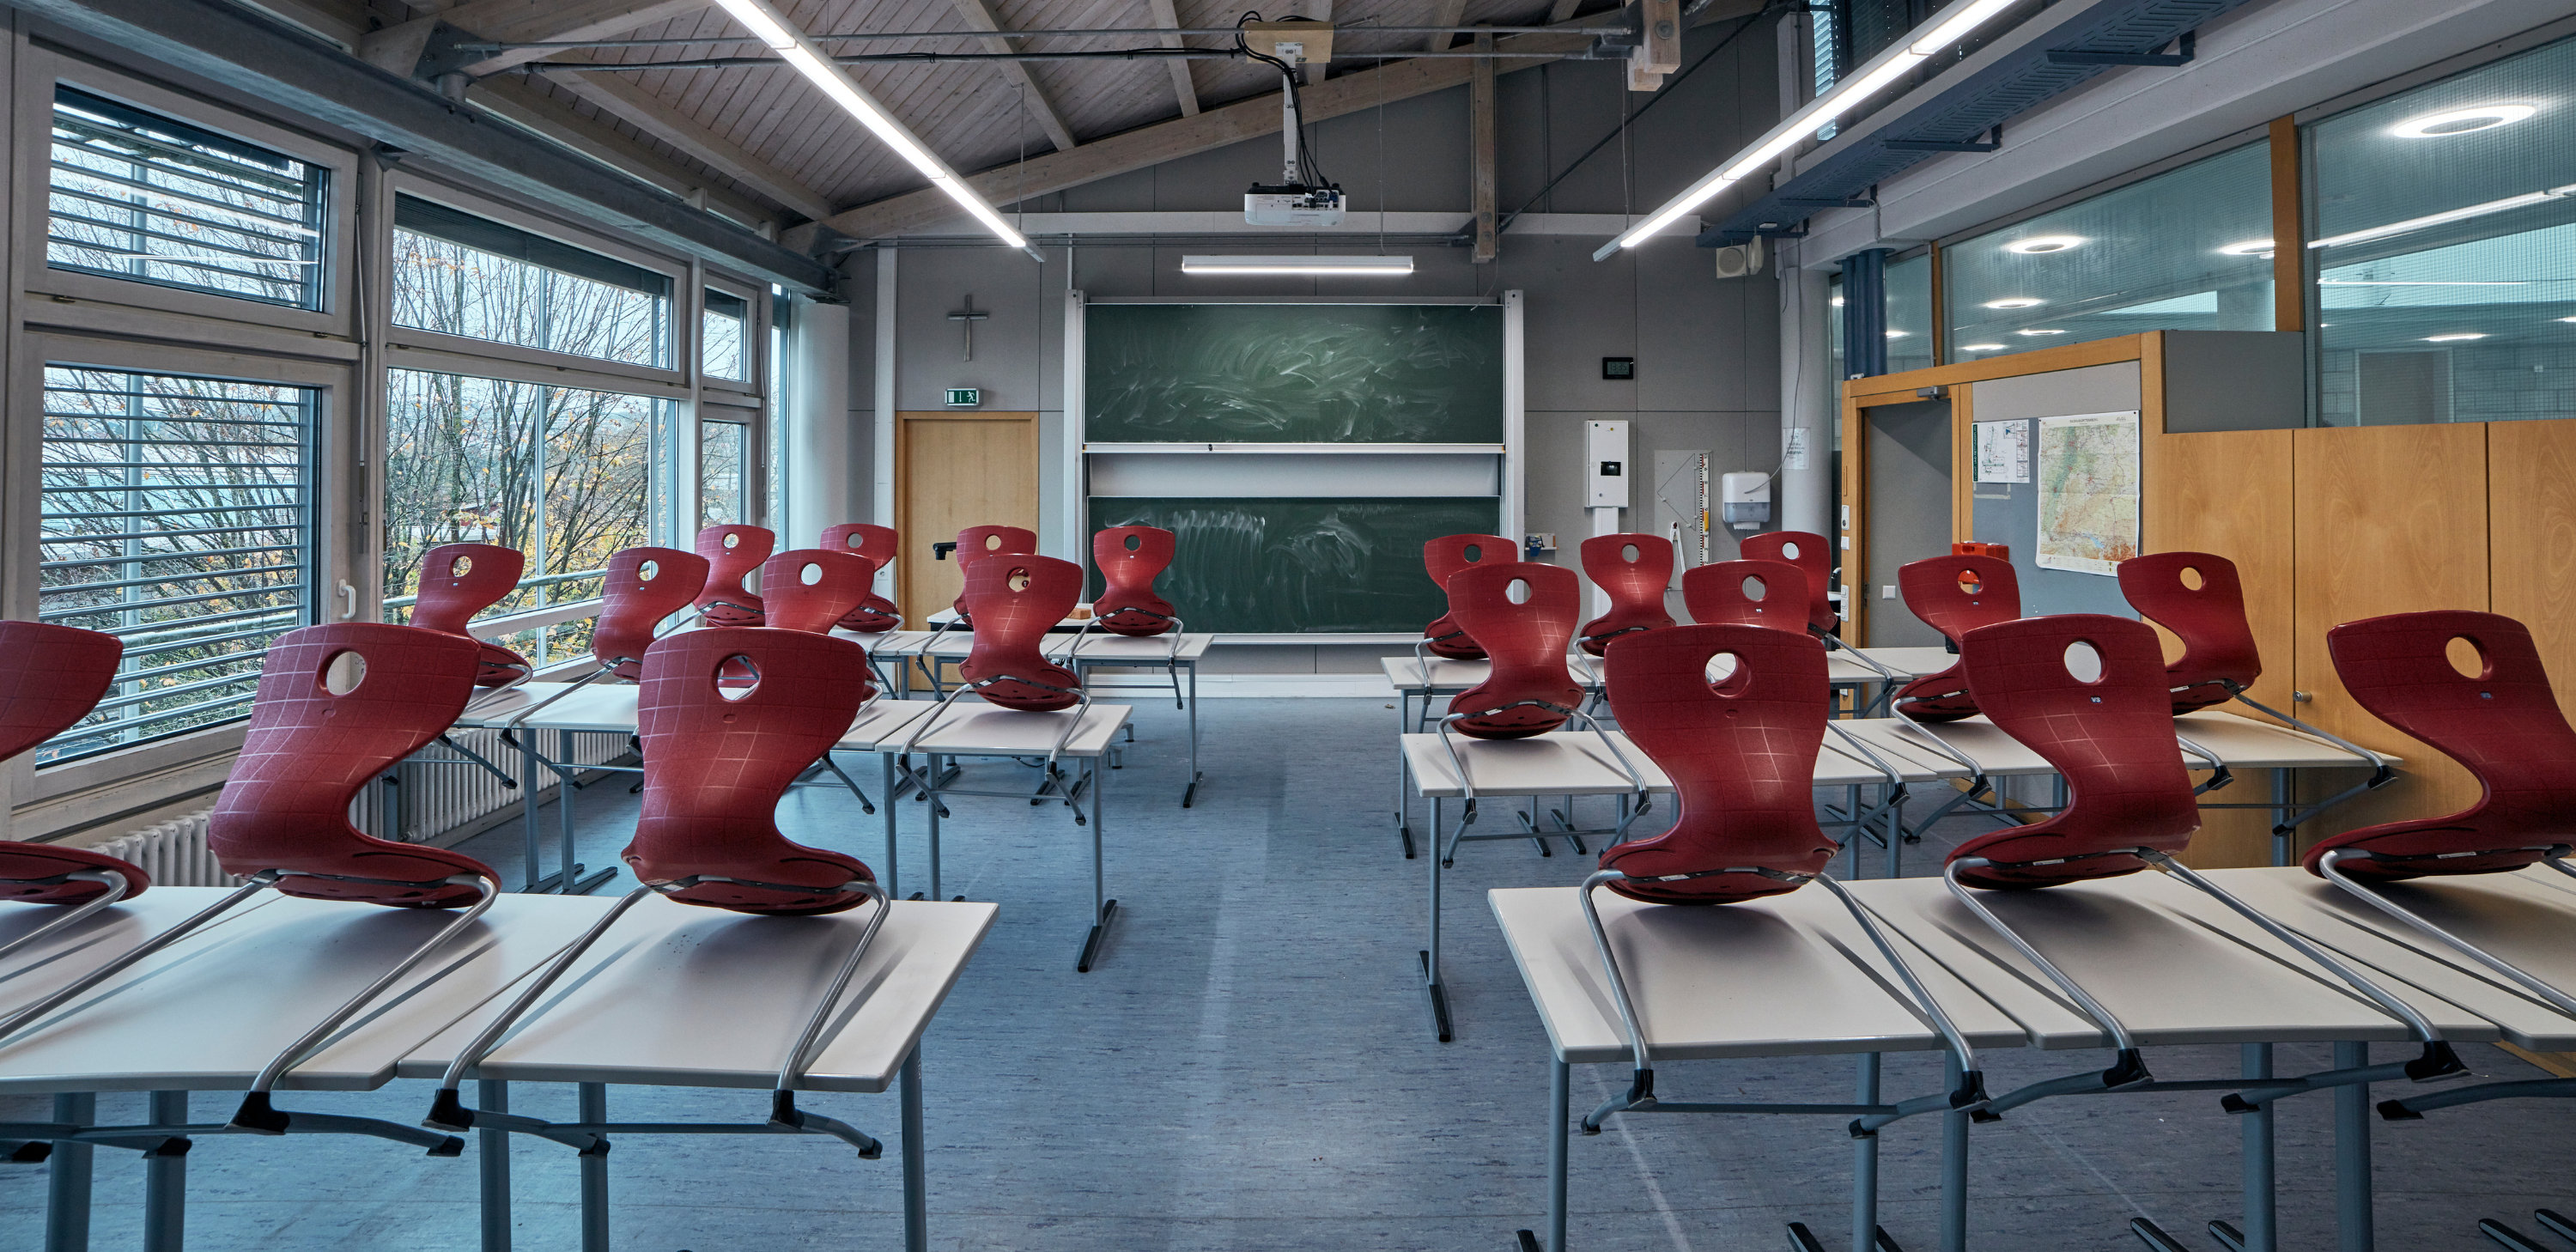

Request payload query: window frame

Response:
[381,173,685,388]
[698,274,764,398]
[696,399,762,532]
[16,54,356,337]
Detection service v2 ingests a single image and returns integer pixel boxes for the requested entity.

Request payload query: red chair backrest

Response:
[1092,526,1178,637]
[695,525,775,627]
[1945,615,2200,889]
[2118,551,2261,714]
[624,629,878,915]
[1595,624,1836,904]
[756,549,878,641]
[2306,611,2576,882]
[1891,555,2022,723]
[404,543,530,687]
[0,623,148,904]
[1445,562,1583,739]
[960,555,1083,711]
[593,547,708,681]
[951,525,1038,617]
[1421,533,1517,659]
[1741,530,1838,635]
[1577,533,1675,655]
[209,624,498,908]
[1681,559,1812,632]
[819,523,902,633]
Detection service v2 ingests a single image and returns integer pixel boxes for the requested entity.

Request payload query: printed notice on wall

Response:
[1972,420,2030,483]
[2034,410,2142,576]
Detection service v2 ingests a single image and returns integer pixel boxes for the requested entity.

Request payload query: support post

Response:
[1941,1050,1968,1252]
[46,1092,94,1252]
[902,1047,928,1252]
[1853,1054,1880,1252]
[142,1091,185,1252]
[1471,30,1498,264]
[578,1083,610,1252]
[2334,1042,2372,1252]
[2240,1043,2276,1252]
[478,1079,512,1252]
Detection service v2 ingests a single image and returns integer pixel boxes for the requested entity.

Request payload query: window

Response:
[2309,34,2576,425]
[46,86,326,309]
[381,369,667,665]
[1885,252,1935,374]
[37,367,314,763]
[391,195,671,368]
[1944,143,2273,361]
[702,288,748,381]
[701,415,752,527]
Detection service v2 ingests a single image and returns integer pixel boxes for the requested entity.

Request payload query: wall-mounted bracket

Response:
[1882,124,2002,153]
[2047,30,2195,67]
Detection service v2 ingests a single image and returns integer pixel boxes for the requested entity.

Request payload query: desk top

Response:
[1828,710,2396,781]
[1490,884,2032,1065]
[1378,654,1606,696]
[1057,632,1215,662]
[835,700,1131,757]
[1838,873,2496,1050]
[1400,731,1672,799]
[1849,646,1959,678]
[2185,867,2576,1051]
[401,896,996,1094]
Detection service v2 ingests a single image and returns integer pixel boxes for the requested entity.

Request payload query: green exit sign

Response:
[945,387,980,407]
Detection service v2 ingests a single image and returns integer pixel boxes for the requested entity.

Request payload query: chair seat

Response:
[0,842,149,904]
[629,846,878,915]
[474,641,531,687]
[1893,668,1978,722]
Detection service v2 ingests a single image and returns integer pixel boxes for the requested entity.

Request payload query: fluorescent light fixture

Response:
[2390,104,2537,138]
[2015,328,2066,336]
[1885,330,1910,338]
[2560,316,2576,323]
[2424,332,2488,342]
[2318,280,2526,286]
[2003,235,2084,254]
[2311,183,2576,250]
[2216,239,2275,257]
[1591,0,2024,260]
[1984,297,2043,308]
[1960,343,2008,350]
[709,0,1038,259]
[1830,295,1846,307]
[1180,255,1415,276]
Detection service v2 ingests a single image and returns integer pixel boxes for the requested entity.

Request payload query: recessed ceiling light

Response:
[2390,104,2537,139]
[2216,239,2275,257]
[1961,343,2008,351]
[1984,297,2043,309]
[2559,316,2576,323]
[2004,236,2084,254]
[2424,332,2488,342]
[1885,330,1910,338]
[1179,255,1414,276]
[2015,328,2067,336]
[1831,296,1846,307]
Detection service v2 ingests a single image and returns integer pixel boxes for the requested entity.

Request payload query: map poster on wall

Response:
[2035,410,2142,576]
[1973,419,2031,483]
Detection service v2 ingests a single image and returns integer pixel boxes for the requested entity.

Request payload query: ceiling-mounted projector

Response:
[1240,24,1345,227]
[1246,184,1345,227]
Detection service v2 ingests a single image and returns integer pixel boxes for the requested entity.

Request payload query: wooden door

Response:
[896,412,1040,628]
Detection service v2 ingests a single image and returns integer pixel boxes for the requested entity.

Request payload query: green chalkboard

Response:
[1084,304,1504,444]
[1088,496,1504,634]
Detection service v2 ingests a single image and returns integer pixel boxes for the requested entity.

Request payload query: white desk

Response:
[1054,632,1213,806]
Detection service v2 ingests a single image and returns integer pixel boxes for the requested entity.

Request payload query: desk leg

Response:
[1883,782,1900,879]
[141,1091,185,1252]
[2334,1042,2371,1252]
[902,1047,928,1252]
[1844,785,1862,879]
[1182,659,1200,807]
[1941,1053,1968,1252]
[882,752,900,901]
[1395,693,1413,859]
[2240,1043,2276,1252]
[519,737,544,893]
[1853,1055,1880,1252]
[2271,770,2292,868]
[477,1079,512,1252]
[1547,1059,1570,1252]
[1078,757,1119,972]
[1421,798,1452,1042]
[560,730,580,893]
[578,1083,610,1252]
[927,755,944,903]
[45,1092,92,1252]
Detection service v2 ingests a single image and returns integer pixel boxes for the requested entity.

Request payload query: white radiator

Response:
[88,809,238,888]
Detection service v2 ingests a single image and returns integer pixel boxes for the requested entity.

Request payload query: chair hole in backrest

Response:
[2179,565,2206,591]
[1124,533,1142,552]
[799,562,824,586]
[1505,578,1532,605]
[1781,540,1802,562]
[638,558,660,581]
[723,532,742,549]
[320,650,367,696]
[2446,635,2487,680]
[2063,640,2104,684]
[1462,543,1484,562]
[984,533,1003,551]
[447,554,472,578]
[716,654,760,700]
[1703,651,1750,694]
[1957,570,1984,594]
[1009,568,1032,592]
[1621,543,1640,562]
[843,532,865,550]
[1742,574,1770,602]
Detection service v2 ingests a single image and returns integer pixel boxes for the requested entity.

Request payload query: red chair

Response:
[1741,530,1838,636]
[756,550,880,641]
[1577,623,1985,1129]
[1680,559,1812,632]
[950,524,1037,619]
[590,546,710,682]
[819,524,902,633]
[957,555,1084,713]
[1890,555,2020,723]
[1576,533,1674,655]
[404,543,532,688]
[2117,551,2262,714]
[1092,526,1179,637]
[1443,562,1583,740]
[695,525,775,627]
[0,623,151,957]
[1940,613,2458,1092]
[1419,533,1516,659]
[427,626,889,1145]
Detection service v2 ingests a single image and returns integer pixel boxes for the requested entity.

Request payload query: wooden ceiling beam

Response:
[1147,0,1200,116]
[540,64,838,221]
[946,0,1082,153]
[456,0,715,76]
[468,76,786,233]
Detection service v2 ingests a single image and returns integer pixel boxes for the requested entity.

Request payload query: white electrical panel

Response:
[1585,420,1631,508]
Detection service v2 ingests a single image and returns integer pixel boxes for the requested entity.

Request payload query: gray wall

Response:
[859,22,1784,671]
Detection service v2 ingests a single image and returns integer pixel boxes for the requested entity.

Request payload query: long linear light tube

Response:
[2306,184,2576,252]
[1592,0,2023,260]
[710,0,1041,259]
[1180,255,1415,275]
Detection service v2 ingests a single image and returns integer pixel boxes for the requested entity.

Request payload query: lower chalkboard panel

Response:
[1087,496,1505,634]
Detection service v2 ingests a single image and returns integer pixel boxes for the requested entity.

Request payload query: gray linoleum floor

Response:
[4,696,2573,1251]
